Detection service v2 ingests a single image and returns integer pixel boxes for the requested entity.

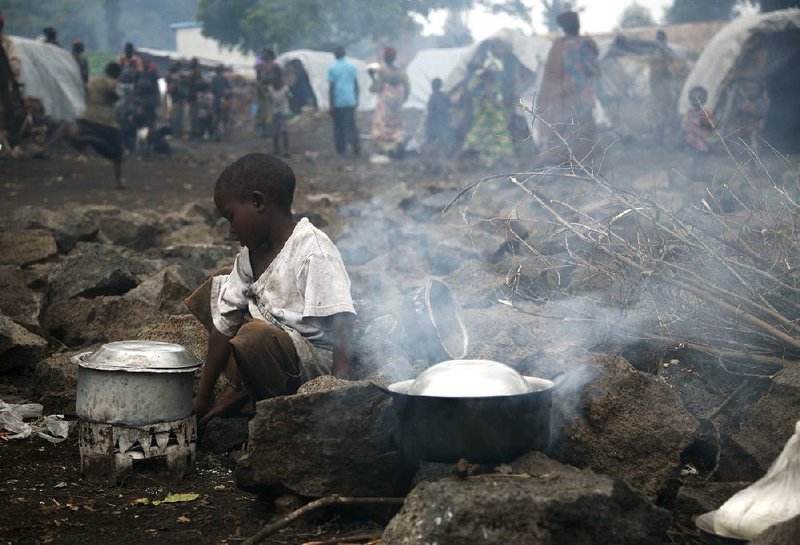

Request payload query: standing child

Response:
[269,75,291,157]
[682,85,714,177]
[425,78,450,151]
[187,153,355,425]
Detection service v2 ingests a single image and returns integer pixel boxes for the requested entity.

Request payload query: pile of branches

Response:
[449,138,800,374]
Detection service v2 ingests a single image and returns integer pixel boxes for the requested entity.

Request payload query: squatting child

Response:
[188,153,356,425]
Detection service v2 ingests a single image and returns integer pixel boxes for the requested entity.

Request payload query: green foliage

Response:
[86,51,117,78]
[754,0,800,10]
[0,0,198,51]
[197,0,529,53]
[540,0,582,33]
[439,9,473,47]
[618,2,656,29]
[664,0,737,24]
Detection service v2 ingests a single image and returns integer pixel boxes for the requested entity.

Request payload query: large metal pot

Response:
[384,360,554,464]
[74,341,200,426]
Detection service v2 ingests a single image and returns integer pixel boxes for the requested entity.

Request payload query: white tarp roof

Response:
[679,9,800,114]
[276,49,376,111]
[404,47,470,110]
[443,28,553,93]
[10,36,84,122]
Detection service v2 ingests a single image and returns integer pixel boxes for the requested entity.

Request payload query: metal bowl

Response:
[75,340,200,373]
[393,359,539,398]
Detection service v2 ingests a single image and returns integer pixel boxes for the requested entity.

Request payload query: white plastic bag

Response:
[0,400,70,443]
[715,419,800,539]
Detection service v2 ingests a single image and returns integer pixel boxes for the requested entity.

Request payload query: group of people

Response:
[326,45,411,161]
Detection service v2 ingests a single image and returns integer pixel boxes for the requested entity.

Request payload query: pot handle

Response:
[71,352,93,366]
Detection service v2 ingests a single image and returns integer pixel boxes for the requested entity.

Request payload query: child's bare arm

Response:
[331,312,355,379]
[193,327,233,420]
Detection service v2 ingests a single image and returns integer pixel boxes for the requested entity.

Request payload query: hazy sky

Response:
[420,0,675,39]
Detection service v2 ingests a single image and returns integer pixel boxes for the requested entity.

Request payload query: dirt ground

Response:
[1,112,797,545]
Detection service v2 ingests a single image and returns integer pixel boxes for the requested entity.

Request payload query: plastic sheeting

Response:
[405,47,470,110]
[443,29,553,94]
[276,49,376,111]
[679,9,800,115]
[10,36,85,122]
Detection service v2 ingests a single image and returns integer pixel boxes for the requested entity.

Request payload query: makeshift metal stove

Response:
[73,341,201,485]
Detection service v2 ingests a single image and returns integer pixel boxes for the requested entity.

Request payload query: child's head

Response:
[432,78,443,92]
[742,80,763,99]
[214,153,296,248]
[689,86,708,109]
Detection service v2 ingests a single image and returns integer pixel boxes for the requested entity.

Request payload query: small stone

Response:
[0,265,45,330]
[0,313,49,372]
[0,229,57,266]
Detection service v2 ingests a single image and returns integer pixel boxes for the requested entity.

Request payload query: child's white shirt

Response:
[210,218,355,380]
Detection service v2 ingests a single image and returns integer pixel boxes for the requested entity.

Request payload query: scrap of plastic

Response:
[0,400,70,443]
[715,419,800,539]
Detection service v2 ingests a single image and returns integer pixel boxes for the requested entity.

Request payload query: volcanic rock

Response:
[79,205,159,251]
[3,205,98,253]
[137,314,208,363]
[673,482,748,528]
[44,295,162,346]
[0,313,48,372]
[33,347,100,412]
[201,416,249,454]
[549,354,698,500]
[163,244,237,271]
[382,452,670,545]
[126,264,206,314]
[749,514,800,545]
[0,266,44,330]
[235,376,406,497]
[718,365,800,481]
[0,229,58,266]
[48,242,149,302]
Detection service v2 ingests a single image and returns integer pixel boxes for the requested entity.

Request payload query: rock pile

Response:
[0,201,235,380]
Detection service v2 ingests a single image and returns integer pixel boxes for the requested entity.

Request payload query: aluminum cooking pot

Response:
[383,360,554,464]
[74,341,200,426]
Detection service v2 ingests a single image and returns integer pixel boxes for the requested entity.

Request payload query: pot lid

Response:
[74,340,200,373]
[402,359,534,398]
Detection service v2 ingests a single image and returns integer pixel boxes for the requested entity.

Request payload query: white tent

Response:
[679,9,800,115]
[404,47,470,110]
[443,28,553,94]
[11,37,84,122]
[276,49,376,111]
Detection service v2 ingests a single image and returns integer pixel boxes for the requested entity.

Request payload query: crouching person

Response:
[187,153,356,426]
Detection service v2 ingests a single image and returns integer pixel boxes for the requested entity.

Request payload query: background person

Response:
[535,11,600,166]
[66,62,126,188]
[327,46,360,156]
[369,46,409,160]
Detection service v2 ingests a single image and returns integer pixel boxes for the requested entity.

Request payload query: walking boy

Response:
[269,74,291,157]
[327,46,360,156]
[188,153,356,425]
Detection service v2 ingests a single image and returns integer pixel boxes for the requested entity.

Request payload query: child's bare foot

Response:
[199,385,250,426]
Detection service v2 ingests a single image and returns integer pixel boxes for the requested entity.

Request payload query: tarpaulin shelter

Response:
[434,29,552,149]
[404,47,470,110]
[10,36,84,122]
[679,9,800,151]
[276,49,376,111]
[595,36,693,139]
